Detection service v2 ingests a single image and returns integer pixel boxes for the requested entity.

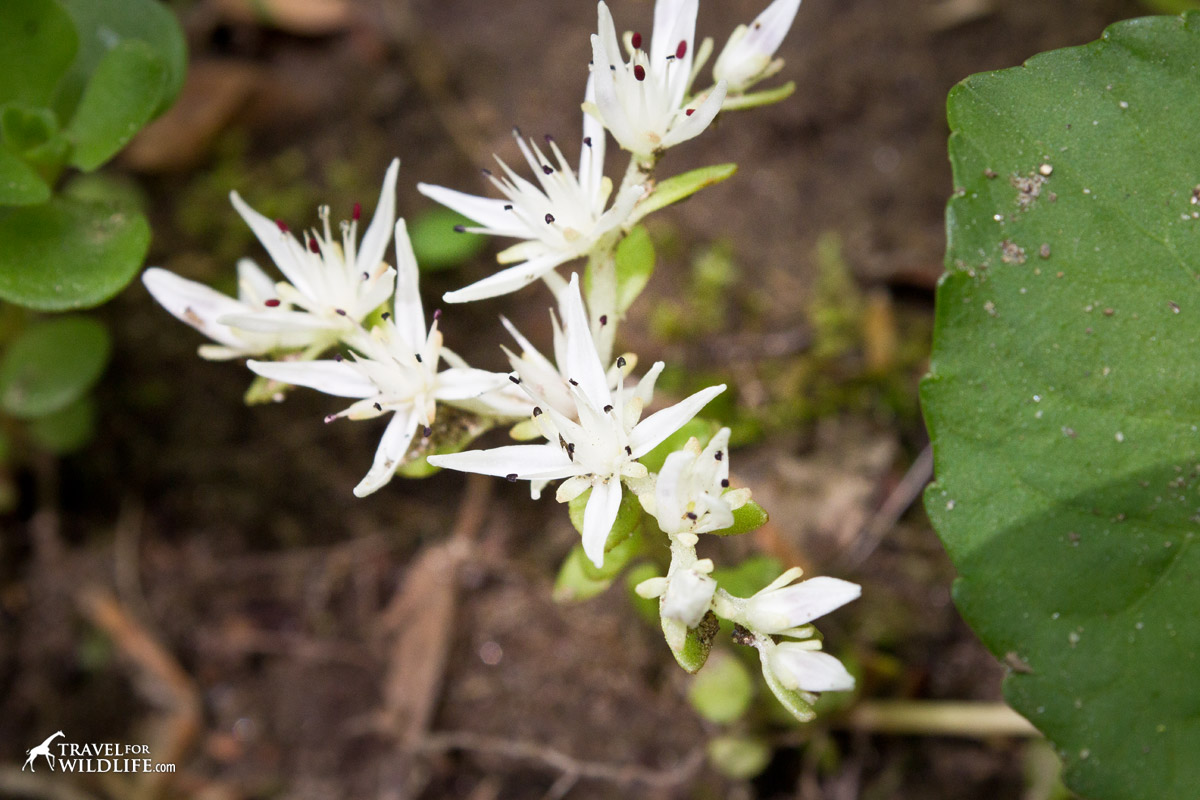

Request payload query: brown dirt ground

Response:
[1,0,1149,798]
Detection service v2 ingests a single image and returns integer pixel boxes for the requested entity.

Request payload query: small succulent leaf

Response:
[628,163,738,225]
[721,80,796,112]
[614,224,655,313]
[0,0,78,108]
[0,316,110,419]
[567,485,643,552]
[687,650,755,723]
[67,40,168,171]
[553,544,615,603]
[665,609,719,673]
[0,144,51,205]
[709,499,769,536]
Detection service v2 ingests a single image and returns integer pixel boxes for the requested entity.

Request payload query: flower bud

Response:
[766,642,855,692]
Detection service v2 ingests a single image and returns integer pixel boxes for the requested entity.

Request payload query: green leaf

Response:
[27,394,96,454]
[0,316,109,419]
[553,544,615,603]
[688,650,755,724]
[711,555,783,597]
[0,144,50,205]
[567,486,643,552]
[53,0,186,120]
[67,40,168,171]
[721,80,796,112]
[706,735,772,780]
[923,14,1200,800]
[638,416,721,474]
[709,499,769,536]
[628,163,738,225]
[408,207,488,271]
[614,225,655,313]
[0,195,150,310]
[0,0,78,108]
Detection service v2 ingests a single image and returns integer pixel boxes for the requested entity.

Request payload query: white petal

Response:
[652,0,699,108]
[588,24,636,151]
[661,568,716,627]
[417,182,526,237]
[746,0,801,58]
[236,258,278,305]
[561,274,612,410]
[353,406,418,497]
[660,82,728,150]
[628,384,725,457]
[443,253,568,303]
[747,577,861,632]
[392,219,426,351]
[229,191,314,299]
[581,479,623,567]
[142,267,254,350]
[356,158,400,278]
[429,444,575,480]
[435,368,509,401]
[579,74,606,203]
[219,310,343,334]
[246,359,377,398]
[769,647,855,692]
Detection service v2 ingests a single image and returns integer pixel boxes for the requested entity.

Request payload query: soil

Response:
[1,0,1150,798]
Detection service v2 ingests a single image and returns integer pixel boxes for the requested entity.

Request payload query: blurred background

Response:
[0,0,1162,797]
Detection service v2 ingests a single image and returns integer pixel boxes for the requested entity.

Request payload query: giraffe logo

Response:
[22,731,65,772]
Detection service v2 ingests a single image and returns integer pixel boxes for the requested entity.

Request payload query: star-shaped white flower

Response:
[418,86,644,304]
[586,0,727,158]
[219,159,401,350]
[429,273,724,567]
[712,0,801,95]
[742,567,861,636]
[248,219,516,497]
[143,258,301,360]
[640,427,750,535]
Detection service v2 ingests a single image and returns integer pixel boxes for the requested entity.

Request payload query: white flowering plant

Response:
[144,0,859,724]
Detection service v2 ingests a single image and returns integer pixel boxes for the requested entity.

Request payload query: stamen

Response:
[715,451,724,461]
[481,167,493,176]
[506,473,518,482]
[423,426,433,437]
[509,375,522,384]
[685,109,695,116]
[454,225,467,233]
[599,314,608,325]
[333,353,344,362]
[352,202,361,221]
[373,402,383,411]
[335,308,347,316]
[568,379,578,386]
[532,406,543,416]
[603,404,613,413]
[721,479,730,488]
[545,213,556,224]
[275,219,289,233]
[541,165,554,175]
[504,204,514,211]
[616,356,627,368]
[512,125,522,137]
[624,445,632,456]
[382,312,391,320]
[361,272,370,280]
[324,414,337,423]
[415,353,423,363]
[583,136,592,147]
[686,511,698,520]
[676,40,688,59]
[308,236,320,254]
[631,31,642,49]
[264,298,281,307]
[634,64,646,81]
[434,309,442,320]
[544,134,555,144]
[566,442,576,459]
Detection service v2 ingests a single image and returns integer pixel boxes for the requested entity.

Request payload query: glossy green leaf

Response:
[0,316,109,419]
[614,224,654,313]
[0,0,78,108]
[688,650,755,724]
[53,0,186,120]
[409,207,488,271]
[711,555,783,597]
[67,40,168,171]
[0,145,50,205]
[27,394,97,454]
[553,544,615,603]
[0,196,149,310]
[628,163,738,225]
[567,485,643,552]
[709,499,769,536]
[923,14,1200,800]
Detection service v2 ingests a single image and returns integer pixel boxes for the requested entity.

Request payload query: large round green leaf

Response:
[0,0,78,108]
[0,196,150,310]
[0,316,110,420]
[67,40,168,171]
[923,13,1200,800]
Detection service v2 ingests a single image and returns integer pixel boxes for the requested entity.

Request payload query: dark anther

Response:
[633,64,646,81]
[532,406,543,416]
[566,442,576,458]
[675,40,688,59]
[275,219,289,232]
[509,375,521,384]
[603,404,613,413]
[423,426,432,437]
[335,308,347,316]
[544,133,555,144]
[381,312,391,320]
[434,309,442,320]
[308,237,320,253]
[373,402,383,411]
[506,473,518,482]
[721,479,730,488]
[512,125,523,137]
[545,213,556,224]
[361,272,370,280]
[686,511,698,520]
[559,434,569,451]
[599,314,608,325]
[264,298,281,307]
[631,31,642,49]
[624,445,632,455]
[504,204,514,211]
[616,356,626,368]
[333,353,343,362]
[715,451,724,461]
[583,136,592,147]
[542,165,554,175]
[415,353,423,363]
[685,108,695,116]
[481,167,493,176]
[324,414,337,423]
[352,202,362,221]
[454,225,467,233]
[568,378,578,386]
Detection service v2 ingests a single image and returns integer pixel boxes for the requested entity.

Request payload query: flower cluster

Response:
[144,0,859,719]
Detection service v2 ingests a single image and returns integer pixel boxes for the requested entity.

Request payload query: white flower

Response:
[143,259,301,360]
[219,159,401,349]
[429,274,724,567]
[713,0,801,94]
[586,0,728,158]
[766,641,855,693]
[660,561,716,627]
[641,427,750,535]
[248,220,514,497]
[743,567,861,635]
[418,84,644,304]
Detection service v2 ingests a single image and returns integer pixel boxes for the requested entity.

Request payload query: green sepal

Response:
[709,499,769,536]
[759,649,817,723]
[567,484,643,552]
[688,649,755,724]
[628,163,737,225]
[0,315,110,419]
[664,608,719,673]
[67,39,168,171]
[721,81,796,112]
[614,225,655,313]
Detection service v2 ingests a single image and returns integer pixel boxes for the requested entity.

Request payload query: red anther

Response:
[264,298,281,307]
[631,31,642,49]
[686,108,695,116]
[352,202,362,221]
[634,64,646,81]
[275,219,289,232]
[676,40,688,59]
[308,236,320,253]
